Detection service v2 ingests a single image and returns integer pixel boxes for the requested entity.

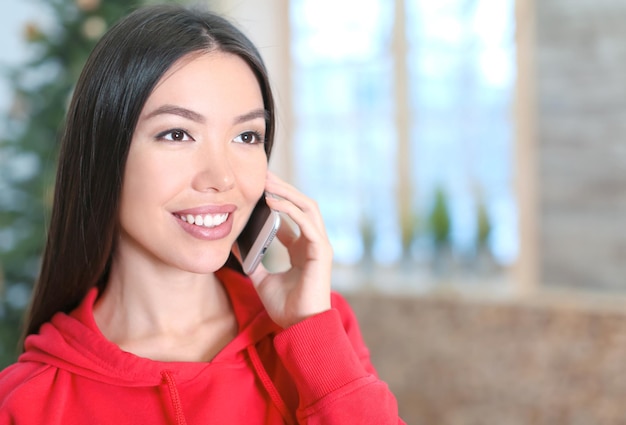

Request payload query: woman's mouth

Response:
[174,213,229,228]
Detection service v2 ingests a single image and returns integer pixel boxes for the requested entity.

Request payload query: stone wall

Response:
[536,0,626,290]
[347,291,626,425]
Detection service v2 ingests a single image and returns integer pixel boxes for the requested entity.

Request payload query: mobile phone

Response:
[236,195,281,275]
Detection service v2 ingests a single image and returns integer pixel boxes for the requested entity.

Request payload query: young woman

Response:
[0,5,405,424]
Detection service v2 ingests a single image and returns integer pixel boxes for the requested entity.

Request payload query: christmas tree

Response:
[0,0,177,368]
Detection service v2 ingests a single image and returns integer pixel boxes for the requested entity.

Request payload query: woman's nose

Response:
[191,144,235,193]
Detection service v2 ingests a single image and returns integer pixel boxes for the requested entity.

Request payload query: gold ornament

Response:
[82,16,107,40]
[23,22,42,42]
[75,0,101,12]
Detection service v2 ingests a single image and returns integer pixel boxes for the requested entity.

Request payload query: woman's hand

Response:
[246,171,333,329]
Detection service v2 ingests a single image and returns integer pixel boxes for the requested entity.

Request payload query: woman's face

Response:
[117,51,268,274]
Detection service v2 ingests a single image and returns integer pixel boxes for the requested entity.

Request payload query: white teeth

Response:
[180,213,228,228]
[210,213,228,227]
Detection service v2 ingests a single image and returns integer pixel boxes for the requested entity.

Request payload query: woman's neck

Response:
[93,254,237,362]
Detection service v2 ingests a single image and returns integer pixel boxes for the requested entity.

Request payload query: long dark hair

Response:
[22,4,275,345]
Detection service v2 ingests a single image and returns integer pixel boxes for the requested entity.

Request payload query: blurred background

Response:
[0,0,624,423]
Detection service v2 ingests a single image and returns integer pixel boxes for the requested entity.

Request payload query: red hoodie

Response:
[0,268,405,424]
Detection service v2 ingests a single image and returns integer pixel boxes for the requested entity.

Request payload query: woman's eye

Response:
[233,131,264,145]
[156,129,193,142]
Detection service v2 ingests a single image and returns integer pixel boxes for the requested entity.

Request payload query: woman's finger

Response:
[265,195,326,248]
[274,216,299,248]
[265,172,327,233]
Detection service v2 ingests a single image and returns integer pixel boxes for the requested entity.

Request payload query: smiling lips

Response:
[176,213,229,228]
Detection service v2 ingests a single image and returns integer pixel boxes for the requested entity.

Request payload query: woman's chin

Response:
[176,250,233,274]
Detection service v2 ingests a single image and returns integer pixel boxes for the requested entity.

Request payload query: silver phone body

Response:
[237,197,281,275]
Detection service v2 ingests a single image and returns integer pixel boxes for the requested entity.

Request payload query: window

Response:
[290,0,517,277]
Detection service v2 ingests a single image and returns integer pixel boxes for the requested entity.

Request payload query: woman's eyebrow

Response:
[145,105,205,123]
[144,105,268,124]
[234,108,269,124]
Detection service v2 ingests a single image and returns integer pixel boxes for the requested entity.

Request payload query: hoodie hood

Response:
[14,268,296,425]
[2,268,401,425]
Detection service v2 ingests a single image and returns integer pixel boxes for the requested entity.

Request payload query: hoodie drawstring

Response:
[161,370,188,425]
[247,345,296,425]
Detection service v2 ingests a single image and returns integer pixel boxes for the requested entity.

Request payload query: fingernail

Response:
[265,192,282,200]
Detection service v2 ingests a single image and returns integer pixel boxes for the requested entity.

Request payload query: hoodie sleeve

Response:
[273,292,406,425]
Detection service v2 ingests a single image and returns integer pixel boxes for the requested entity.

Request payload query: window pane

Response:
[291,0,396,264]
[407,0,517,264]
[291,0,517,269]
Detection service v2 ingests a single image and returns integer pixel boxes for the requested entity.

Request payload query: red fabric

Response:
[0,268,405,424]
